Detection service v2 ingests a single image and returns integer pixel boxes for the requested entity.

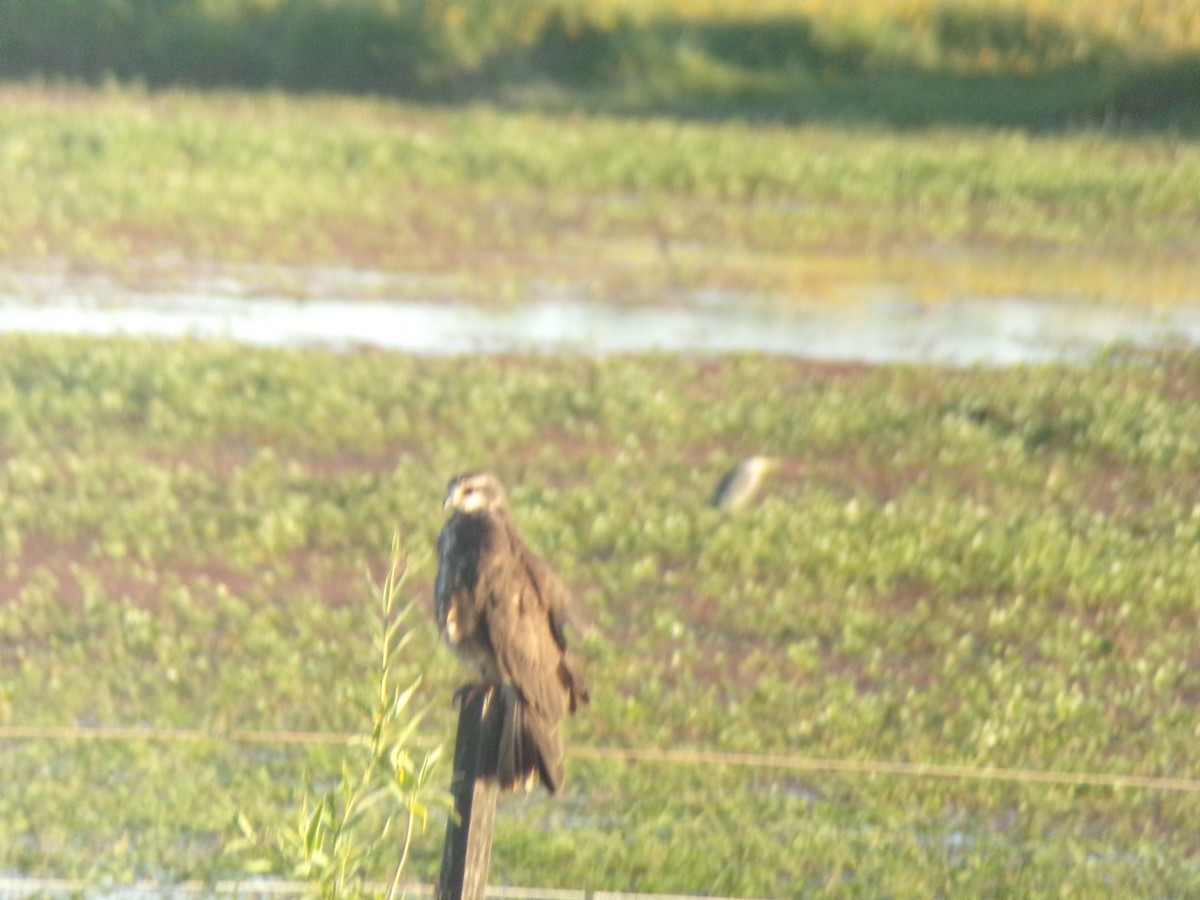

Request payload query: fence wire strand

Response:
[0,878,761,899]
[2,724,1198,793]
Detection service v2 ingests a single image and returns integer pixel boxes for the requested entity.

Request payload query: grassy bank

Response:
[0,335,1198,893]
[1,0,1197,129]
[1,85,1198,307]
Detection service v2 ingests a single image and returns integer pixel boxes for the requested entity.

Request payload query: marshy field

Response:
[1,0,1199,896]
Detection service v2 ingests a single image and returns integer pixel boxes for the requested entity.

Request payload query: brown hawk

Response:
[435,471,589,794]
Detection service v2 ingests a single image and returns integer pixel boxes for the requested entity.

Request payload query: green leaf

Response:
[303,801,326,854]
[233,811,257,840]
[242,857,278,875]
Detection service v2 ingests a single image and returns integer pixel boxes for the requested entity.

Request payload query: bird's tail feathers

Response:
[497,687,565,795]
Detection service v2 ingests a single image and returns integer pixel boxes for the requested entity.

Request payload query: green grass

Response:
[1,0,1197,130]
[1,9,1196,891]
[1,85,1198,307]
[0,335,1198,894]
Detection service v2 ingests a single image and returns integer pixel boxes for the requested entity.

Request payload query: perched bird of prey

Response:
[711,455,778,511]
[435,471,589,794]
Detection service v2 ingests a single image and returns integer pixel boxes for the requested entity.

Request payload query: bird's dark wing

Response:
[516,541,574,650]
[505,525,590,710]
[482,549,570,721]
[479,538,575,793]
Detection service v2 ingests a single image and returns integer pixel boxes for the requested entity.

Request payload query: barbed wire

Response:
[2,724,1197,794]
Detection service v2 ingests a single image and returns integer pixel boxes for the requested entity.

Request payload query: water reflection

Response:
[2,265,1198,365]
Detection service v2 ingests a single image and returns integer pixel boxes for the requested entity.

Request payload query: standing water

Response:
[2,264,1199,365]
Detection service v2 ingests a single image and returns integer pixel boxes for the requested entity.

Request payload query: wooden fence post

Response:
[436,685,505,900]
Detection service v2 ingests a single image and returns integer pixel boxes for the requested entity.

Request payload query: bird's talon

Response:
[452,682,494,709]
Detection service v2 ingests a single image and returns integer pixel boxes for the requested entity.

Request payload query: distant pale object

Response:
[712,456,778,511]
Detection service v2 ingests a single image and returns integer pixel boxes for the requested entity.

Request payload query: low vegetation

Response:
[1,0,1197,129]
[0,335,1197,894]
[1,84,1198,307]
[1,5,1196,891]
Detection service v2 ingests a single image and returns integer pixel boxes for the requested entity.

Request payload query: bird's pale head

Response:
[443,471,509,515]
[746,455,780,477]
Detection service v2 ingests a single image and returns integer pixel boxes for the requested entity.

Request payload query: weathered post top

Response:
[436,686,505,900]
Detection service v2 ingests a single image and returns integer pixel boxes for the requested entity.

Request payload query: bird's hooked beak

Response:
[442,485,457,512]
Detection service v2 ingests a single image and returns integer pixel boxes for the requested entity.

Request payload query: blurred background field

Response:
[0,84,1197,311]
[1,0,1198,128]
[1,0,1197,309]
[1,0,1199,897]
